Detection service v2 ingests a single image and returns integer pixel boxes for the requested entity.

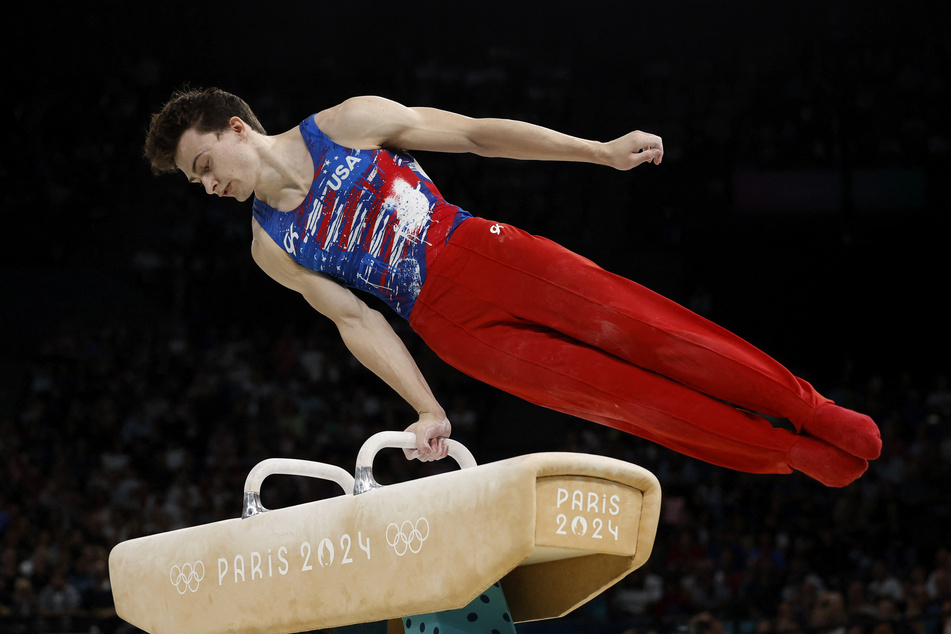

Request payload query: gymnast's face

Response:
[175,117,257,202]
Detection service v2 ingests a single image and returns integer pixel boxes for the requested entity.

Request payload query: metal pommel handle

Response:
[353,431,477,495]
[242,458,356,519]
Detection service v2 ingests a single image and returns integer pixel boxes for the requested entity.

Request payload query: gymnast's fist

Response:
[601,130,664,170]
[403,413,452,462]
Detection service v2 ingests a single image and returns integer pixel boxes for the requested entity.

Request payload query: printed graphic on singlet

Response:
[295,150,432,311]
[253,117,470,319]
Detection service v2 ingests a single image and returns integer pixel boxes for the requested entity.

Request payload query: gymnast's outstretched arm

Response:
[313,95,664,170]
[250,218,451,462]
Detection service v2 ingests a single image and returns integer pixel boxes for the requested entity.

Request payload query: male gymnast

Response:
[144,87,881,487]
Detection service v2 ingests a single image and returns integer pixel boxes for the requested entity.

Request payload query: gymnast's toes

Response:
[788,435,869,487]
[803,403,882,460]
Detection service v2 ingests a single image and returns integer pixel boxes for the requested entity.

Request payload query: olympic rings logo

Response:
[385,518,430,556]
[169,561,205,594]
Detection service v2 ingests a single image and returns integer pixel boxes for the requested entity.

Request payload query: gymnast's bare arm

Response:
[313,96,664,169]
[250,218,451,462]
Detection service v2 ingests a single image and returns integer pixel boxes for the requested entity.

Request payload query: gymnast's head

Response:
[145,87,268,200]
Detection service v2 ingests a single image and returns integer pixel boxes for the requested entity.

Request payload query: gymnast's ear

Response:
[228,116,250,138]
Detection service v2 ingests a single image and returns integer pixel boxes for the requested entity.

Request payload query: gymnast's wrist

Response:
[417,407,448,422]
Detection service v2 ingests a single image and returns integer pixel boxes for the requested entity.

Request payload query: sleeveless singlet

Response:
[252,115,471,319]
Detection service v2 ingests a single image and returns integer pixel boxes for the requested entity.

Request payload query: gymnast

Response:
[144,87,881,487]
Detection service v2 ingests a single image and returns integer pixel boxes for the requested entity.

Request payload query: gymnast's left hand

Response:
[403,413,452,462]
[602,130,664,170]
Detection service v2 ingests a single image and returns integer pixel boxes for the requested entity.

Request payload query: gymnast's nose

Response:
[201,175,218,196]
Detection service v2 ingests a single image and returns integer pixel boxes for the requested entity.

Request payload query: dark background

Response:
[5,0,948,379]
[2,2,950,632]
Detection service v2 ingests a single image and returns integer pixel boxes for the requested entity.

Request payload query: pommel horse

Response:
[109,432,662,633]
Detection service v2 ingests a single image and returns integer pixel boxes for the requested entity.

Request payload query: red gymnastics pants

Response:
[408,217,873,479]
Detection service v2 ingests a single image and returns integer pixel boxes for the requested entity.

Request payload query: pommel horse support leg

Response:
[109,432,662,633]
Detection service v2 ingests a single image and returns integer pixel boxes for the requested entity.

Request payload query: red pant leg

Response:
[417,218,829,427]
[411,232,799,474]
[410,218,875,481]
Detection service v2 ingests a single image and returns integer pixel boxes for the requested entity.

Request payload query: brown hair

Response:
[143,86,266,175]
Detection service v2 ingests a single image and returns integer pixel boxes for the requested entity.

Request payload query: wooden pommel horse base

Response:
[109,432,662,633]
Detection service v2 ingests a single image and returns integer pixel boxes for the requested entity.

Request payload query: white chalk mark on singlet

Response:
[389,179,431,239]
[385,179,432,269]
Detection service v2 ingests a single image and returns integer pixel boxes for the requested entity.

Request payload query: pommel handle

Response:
[242,458,356,518]
[353,431,477,495]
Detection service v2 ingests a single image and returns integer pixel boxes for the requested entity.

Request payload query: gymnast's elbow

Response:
[312,286,378,334]
[334,301,387,336]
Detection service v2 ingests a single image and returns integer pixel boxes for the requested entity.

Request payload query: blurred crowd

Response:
[4,3,950,633]
[1,314,949,634]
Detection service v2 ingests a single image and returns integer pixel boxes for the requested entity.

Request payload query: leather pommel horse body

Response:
[109,432,662,633]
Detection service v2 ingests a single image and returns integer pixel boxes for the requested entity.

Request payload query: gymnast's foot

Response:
[802,403,882,460]
[788,435,868,487]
